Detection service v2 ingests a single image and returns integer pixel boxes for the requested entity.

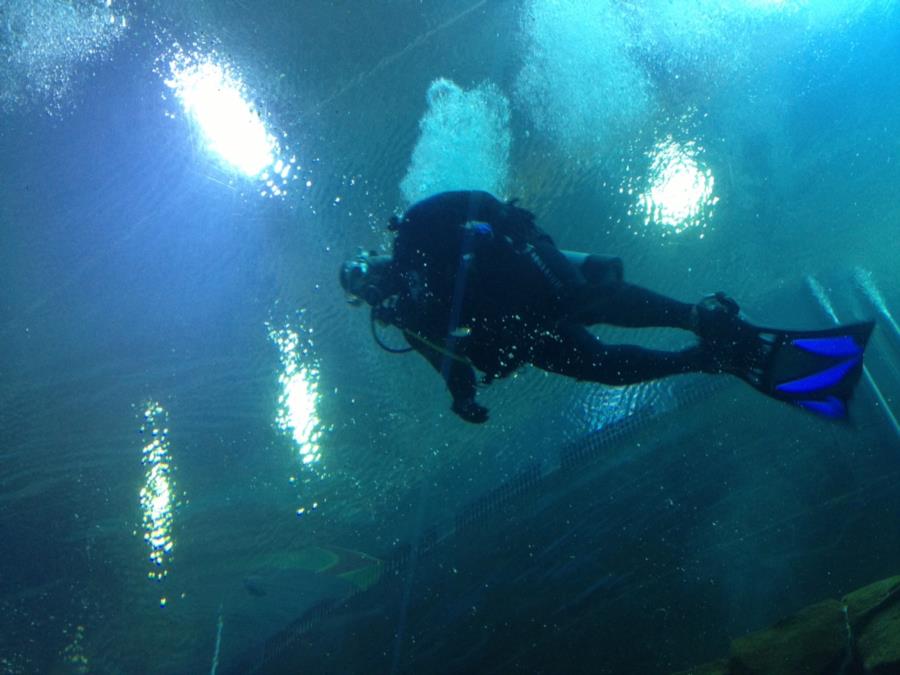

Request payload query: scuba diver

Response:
[340,190,873,424]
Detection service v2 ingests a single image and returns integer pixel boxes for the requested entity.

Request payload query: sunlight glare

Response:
[139,402,176,581]
[638,137,717,235]
[269,323,323,466]
[165,56,276,177]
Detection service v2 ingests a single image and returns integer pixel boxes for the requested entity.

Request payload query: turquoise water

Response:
[1,1,899,672]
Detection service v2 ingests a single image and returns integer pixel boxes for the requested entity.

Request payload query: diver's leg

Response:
[530,322,708,385]
[566,281,695,330]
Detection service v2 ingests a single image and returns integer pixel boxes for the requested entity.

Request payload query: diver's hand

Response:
[690,292,740,339]
[451,397,489,424]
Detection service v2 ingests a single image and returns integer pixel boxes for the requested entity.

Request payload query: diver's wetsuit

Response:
[383,190,707,422]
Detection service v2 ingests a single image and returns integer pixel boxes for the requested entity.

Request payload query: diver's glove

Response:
[690,292,746,374]
[690,292,740,340]
[451,397,489,424]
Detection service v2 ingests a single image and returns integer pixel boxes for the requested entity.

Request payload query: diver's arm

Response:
[404,331,488,423]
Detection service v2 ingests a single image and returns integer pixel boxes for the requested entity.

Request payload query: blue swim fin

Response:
[713,320,875,419]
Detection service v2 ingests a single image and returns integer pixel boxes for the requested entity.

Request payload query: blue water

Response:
[1,1,899,673]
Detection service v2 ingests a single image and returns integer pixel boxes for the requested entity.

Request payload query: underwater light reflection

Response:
[164,56,275,177]
[139,402,175,584]
[269,323,323,467]
[159,46,300,198]
[638,136,717,236]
